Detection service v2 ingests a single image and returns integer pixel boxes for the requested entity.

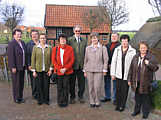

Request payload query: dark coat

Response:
[105,41,120,75]
[106,41,120,65]
[7,39,26,70]
[26,40,36,66]
[127,52,159,94]
[68,36,87,70]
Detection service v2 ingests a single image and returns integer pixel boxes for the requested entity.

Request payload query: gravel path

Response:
[0,80,160,120]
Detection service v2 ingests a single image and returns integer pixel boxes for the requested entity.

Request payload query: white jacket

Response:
[110,45,136,80]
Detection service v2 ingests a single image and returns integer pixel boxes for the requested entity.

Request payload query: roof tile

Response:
[45,4,110,33]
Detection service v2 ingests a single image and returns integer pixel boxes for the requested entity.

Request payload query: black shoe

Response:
[37,102,42,105]
[115,107,120,111]
[131,112,140,117]
[90,104,95,108]
[100,98,111,102]
[19,98,25,103]
[119,107,124,112]
[59,104,67,107]
[32,95,38,100]
[95,104,101,107]
[142,115,148,119]
[79,98,85,103]
[69,99,76,104]
[15,99,21,104]
[45,102,50,105]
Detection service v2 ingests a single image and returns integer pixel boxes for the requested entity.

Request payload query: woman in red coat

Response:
[52,34,74,107]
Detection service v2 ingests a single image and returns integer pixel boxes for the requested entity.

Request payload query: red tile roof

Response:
[16,25,46,32]
[44,4,111,33]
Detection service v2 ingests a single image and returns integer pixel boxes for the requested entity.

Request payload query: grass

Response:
[151,81,161,110]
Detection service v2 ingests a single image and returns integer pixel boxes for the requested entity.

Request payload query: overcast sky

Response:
[1,0,157,30]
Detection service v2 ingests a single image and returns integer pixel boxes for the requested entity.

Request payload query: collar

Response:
[30,40,39,45]
[90,42,101,48]
[75,35,80,38]
[37,43,48,48]
[59,44,67,49]
[74,35,81,41]
[118,45,133,51]
[14,39,22,44]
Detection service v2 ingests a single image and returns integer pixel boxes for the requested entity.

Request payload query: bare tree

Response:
[98,0,129,32]
[148,0,161,16]
[0,3,24,33]
[82,7,109,33]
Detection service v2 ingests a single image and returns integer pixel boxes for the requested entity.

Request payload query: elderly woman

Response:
[83,32,108,108]
[111,34,136,112]
[128,41,159,119]
[52,34,74,107]
[31,33,53,105]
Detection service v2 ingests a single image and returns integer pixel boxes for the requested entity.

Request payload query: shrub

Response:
[147,16,161,22]
[151,81,161,110]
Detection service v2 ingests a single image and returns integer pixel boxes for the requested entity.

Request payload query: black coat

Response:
[105,41,120,74]
[26,40,36,66]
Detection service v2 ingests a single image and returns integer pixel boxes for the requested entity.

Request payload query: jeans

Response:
[104,75,116,101]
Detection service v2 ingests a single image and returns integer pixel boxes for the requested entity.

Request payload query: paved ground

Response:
[0,80,161,120]
[0,44,7,55]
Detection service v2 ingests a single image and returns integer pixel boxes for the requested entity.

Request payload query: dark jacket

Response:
[26,40,36,66]
[7,39,26,70]
[68,36,87,70]
[106,41,120,65]
[105,41,120,74]
[127,52,159,94]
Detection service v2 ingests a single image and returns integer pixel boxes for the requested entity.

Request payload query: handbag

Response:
[150,72,158,92]
[51,73,57,84]
[51,47,58,84]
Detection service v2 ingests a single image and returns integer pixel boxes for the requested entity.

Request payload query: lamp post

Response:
[3,29,9,81]
[3,29,9,43]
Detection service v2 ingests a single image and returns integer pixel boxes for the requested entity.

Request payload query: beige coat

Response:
[83,44,108,72]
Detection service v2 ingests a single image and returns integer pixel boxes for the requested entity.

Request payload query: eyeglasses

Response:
[40,38,46,40]
[75,30,81,33]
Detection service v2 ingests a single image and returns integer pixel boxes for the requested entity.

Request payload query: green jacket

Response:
[68,36,87,70]
[31,44,53,72]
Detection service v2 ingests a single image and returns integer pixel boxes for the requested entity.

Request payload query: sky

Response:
[1,0,158,30]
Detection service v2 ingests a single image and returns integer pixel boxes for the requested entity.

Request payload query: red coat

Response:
[52,44,74,75]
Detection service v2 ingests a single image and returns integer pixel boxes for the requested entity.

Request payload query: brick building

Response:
[44,4,111,45]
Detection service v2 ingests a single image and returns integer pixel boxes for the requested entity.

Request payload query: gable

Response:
[44,4,110,33]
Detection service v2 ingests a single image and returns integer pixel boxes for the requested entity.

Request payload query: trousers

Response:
[69,69,85,99]
[11,69,25,101]
[116,78,129,108]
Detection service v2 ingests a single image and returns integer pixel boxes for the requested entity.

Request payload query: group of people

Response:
[7,25,159,119]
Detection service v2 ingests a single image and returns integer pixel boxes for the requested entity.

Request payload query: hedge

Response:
[147,16,161,22]
[151,81,161,110]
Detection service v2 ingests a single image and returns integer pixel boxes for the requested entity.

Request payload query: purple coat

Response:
[7,39,26,70]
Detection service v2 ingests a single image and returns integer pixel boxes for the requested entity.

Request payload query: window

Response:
[56,28,62,39]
